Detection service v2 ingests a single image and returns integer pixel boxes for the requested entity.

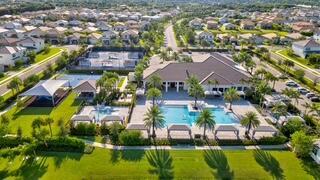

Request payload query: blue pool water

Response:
[160,105,238,126]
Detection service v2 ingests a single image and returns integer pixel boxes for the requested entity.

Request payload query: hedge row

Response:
[35,137,85,153]
[0,137,32,149]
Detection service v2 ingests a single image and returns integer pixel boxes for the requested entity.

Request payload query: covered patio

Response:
[214,125,240,139]
[252,126,279,138]
[73,80,97,99]
[20,80,69,107]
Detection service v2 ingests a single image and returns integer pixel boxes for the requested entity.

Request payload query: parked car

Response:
[306,92,316,99]
[310,96,320,102]
[298,87,310,94]
[285,80,298,87]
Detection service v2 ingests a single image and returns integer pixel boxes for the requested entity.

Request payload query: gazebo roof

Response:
[73,80,97,93]
[253,126,278,133]
[20,80,68,97]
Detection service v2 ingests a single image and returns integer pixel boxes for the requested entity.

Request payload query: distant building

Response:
[292,38,320,58]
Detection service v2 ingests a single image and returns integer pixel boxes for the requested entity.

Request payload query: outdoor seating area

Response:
[214,125,240,139]
[19,80,70,107]
[252,126,279,139]
[167,124,192,138]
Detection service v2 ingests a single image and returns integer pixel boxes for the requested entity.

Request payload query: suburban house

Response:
[291,21,315,32]
[143,53,250,93]
[240,20,255,30]
[223,23,237,30]
[262,33,280,44]
[197,31,214,43]
[102,31,118,45]
[207,21,219,30]
[113,22,128,32]
[121,30,139,43]
[0,46,26,67]
[97,21,112,31]
[238,33,264,45]
[189,18,203,29]
[313,29,320,42]
[257,21,273,29]
[0,28,9,37]
[286,33,305,41]
[16,37,45,53]
[88,33,103,45]
[27,27,51,38]
[0,37,20,46]
[4,22,23,30]
[292,38,320,58]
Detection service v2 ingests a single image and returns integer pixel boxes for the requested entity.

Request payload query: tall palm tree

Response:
[271,102,287,121]
[172,52,179,61]
[147,88,162,107]
[265,72,278,90]
[144,106,165,138]
[240,111,260,137]
[282,88,300,105]
[32,117,43,130]
[302,102,311,115]
[7,77,22,94]
[44,117,54,137]
[207,79,218,92]
[224,88,240,111]
[196,109,216,139]
[189,83,205,109]
[159,50,169,62]
[148,75,162,89]
[257,81,272,107]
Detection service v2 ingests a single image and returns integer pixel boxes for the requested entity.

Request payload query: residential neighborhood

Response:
[0,1,319,179]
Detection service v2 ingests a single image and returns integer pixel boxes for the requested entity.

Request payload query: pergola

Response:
[167,124,192,138]
[71,115,94,125]
[19,80,68,106]
[73,80,97,98]
[252,126,278,138]
[126,123,150,134]
[214,125,239,138]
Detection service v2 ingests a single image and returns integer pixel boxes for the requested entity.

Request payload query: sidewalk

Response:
[0,48,65,85]
[84,140,289,151]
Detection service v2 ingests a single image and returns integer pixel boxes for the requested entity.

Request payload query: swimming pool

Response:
[160,105,239,126]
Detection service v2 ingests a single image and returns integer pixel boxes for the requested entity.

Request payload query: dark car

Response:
[310,96,320,102]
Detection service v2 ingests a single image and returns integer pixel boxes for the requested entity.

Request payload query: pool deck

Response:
[130,90,274,139]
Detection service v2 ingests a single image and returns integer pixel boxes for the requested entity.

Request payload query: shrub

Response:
[100,124,109,135]
[109,122,125,145]
[70,123,97,136]
[119,130,143,146]
[35,137,85,152]
[291,131,313,158]
[280,118,306,138]
[256,135,287,145]
[0,72,4,78]
[0,136,32,149]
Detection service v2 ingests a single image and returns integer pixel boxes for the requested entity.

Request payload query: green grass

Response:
[0,149,318,179]
[277,49,318,69]
[5,92,82,136]
[35,48,62,63]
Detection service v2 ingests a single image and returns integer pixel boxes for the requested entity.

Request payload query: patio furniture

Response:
[214,125,239,138]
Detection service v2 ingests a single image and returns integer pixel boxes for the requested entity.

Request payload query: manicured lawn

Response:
[5,92,82,136]
[260,30,288,36]
[277,49,318,69]
[0,149,318,179]
[35,48,62,63]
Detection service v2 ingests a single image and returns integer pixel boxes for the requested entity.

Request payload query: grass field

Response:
[35,48,62,63]
[5,92,82,136]
[0,148,318,179]
[277,49,318,69]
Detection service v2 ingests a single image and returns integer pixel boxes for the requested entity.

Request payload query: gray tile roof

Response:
[144,53,249,86]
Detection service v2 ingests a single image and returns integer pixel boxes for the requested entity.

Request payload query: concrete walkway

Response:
[85,140,289,151]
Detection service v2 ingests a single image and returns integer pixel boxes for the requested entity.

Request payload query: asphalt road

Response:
[0,45,79,96]
[164,24,179,51]
[270,52,320,83]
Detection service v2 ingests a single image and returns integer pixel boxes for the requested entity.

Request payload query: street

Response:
[164,24,179,51]
[0,45,79,96]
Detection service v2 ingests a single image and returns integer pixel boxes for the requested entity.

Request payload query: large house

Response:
[0,46,26,68]
[16,37,45,53]
[292,38,320,58]
[143,53,250,93]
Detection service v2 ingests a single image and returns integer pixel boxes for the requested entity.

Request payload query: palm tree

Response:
[44,117,54,137]
[282,88,300,105]
[7,77,22,94]
[32,117,43,130]
[302,102,311,115]
[166,46,173,55]
[144,106,165,138]
[207,79,218,92]
[196,109,216,139]
[308,103,320,116]
[148,75,162,89]
[271,102,287,121]
[189,83,205,109]
[147,88,162,107]
[265,72,278,90]
[172,52,179,61]
[224,88,240,111]
[240,111,260,137]
[159,50,169,62]
[257,81,272,107]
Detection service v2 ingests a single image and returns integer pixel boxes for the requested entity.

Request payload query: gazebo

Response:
[73,80,97,99]
[167,124,192,138]
[20,80,69,106]
[252,126,278,138]
[214,125,239,138]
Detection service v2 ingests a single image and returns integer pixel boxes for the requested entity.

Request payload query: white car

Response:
[298,87,310,94]
[285,80,298,87]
